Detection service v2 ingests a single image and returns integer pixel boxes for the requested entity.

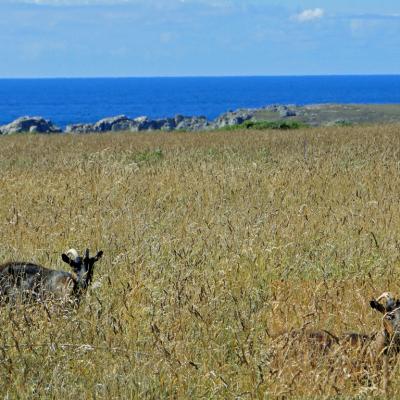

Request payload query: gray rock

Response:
[67,115,144,133]
[174,115,185,125]
[126,116,164,131]
[212,109,254,129]
[0,116,61,134]
[262,105,297,117]
[93,115,135,132]
[132,116,152,131]
[158,118,177,131]
[175,115,210,131]
[65,123,95,134]
[134,116,148,124]
[0,107,268,136]
[280,108,297,117]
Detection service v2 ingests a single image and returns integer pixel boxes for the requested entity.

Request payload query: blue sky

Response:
[1,0,400,77]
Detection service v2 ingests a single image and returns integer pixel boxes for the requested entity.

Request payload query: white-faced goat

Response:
[0,248,103,305]
[369,292,400,358]
[272,292,400,361]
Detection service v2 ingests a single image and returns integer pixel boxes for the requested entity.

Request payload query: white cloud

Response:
[293,8,324,23]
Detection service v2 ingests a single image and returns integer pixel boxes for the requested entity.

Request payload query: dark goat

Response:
[0,248,103,305]
[300,292,400,359]
[271,292,400,359]
[369,292,400,357]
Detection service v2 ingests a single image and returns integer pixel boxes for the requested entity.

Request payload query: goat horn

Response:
[376,292,395,307]
[66,248,79,261]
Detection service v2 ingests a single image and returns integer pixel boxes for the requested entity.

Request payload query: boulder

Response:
[279,107,297,117]
[65,123,95,134]
[133,116,149,126]
[175,115,210,131]
[285,109,297,117]
[174,115,185,125]
[262,105,297,118]
[93,115,135,132]
[66,115,145,133]
[0,108,266,135]
[157,118,177,131]
[132,116,152,131]
[133,115,210,132]
[0,116,61,134]
[212,109,254,129]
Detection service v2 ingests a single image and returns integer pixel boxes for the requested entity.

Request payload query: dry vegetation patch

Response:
[1,126,400,398]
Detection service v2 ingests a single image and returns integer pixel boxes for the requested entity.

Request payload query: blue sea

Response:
[1,75,400,127]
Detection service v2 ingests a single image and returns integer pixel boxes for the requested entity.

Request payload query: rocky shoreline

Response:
[2,104,400,135]
[0,109,256,135]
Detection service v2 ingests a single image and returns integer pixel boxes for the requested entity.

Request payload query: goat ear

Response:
[93,251,103,261]
[370,299,386,314]
[62,254,72,265]
[62,254,78,269]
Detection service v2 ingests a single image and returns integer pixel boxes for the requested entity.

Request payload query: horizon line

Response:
[1,73,400,80]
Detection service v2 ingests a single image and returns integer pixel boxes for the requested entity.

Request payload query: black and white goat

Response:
[0,248,103,305]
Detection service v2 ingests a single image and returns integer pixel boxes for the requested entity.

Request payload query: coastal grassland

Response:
[254,104,400,126]
[1,125,400,398]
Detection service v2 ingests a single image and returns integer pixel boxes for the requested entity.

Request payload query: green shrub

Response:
[222,120,307,131]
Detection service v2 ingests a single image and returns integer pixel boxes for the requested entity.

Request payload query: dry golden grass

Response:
[1,125,400,398]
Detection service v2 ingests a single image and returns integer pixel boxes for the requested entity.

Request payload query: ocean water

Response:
[1,75,400,127]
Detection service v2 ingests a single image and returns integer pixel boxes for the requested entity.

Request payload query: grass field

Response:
[254,104,400,126]
[1,125,400,398]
